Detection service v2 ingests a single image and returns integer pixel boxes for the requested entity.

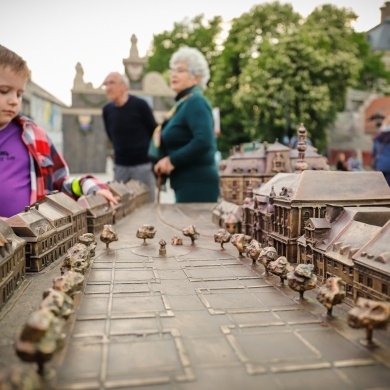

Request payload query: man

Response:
[102,72,157,202]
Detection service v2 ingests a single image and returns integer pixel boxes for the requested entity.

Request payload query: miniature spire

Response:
[294,123,308,173]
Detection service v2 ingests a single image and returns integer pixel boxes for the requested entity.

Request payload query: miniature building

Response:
[77,194,114,234]
[212,200,242,233]
[298,205,390,303]
[6,206,58,272]
[0,220,26,310]
[243,170,390,263]
[106,180,135,222]
[219,127,329,206]
[43,192,88,245]
[353,218,390,302]
[33,201,74,260]
[125,179,150,208]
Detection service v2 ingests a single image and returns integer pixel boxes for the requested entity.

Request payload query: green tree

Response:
[208,2,301,154]
[144,14,222,79]
[232,4,362,153]
[351,32,390,91]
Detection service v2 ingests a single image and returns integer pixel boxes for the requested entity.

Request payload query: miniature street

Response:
[0,202,389,390]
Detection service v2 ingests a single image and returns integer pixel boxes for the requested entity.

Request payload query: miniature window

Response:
[358,274,363,283]
[382,284,388,295]
[367,277,373,288]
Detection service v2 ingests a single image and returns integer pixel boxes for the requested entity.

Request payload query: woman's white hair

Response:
[170,46,210,90]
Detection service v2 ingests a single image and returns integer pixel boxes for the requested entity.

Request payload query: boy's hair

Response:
[0,45,30,79]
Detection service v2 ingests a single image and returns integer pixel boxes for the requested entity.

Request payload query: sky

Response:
[0,0,385,106]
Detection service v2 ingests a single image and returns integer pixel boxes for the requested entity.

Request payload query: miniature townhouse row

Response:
[239,170,390,304]
[0,180,149,310]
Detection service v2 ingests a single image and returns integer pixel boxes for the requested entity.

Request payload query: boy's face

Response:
[0,66,27,131]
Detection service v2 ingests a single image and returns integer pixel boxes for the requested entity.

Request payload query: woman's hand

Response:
[154,156,175,175]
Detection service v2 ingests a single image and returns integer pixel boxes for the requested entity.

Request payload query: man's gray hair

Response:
[118,73,129,88]
[170,46,210,89]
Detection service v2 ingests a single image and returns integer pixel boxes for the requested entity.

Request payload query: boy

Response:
[0,45,117,218]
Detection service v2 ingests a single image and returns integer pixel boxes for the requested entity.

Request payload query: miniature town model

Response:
[0,180,149,310]
[211,124,390,306]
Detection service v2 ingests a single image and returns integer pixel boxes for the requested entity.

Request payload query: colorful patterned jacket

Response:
[16,115,108,204]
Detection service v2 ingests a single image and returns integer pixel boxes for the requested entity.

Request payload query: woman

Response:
[153,46,220,203]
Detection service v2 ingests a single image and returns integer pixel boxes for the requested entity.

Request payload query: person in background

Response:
[346,150,364,171]
[102,72,157,202]
[153,46,219,202]
[372,116,390,185]
[335,152,348,171]
[0,44,117,219]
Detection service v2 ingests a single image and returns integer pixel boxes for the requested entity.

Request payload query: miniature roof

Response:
[353,219,390,272]
[37,202,70,222]
[77,193,109,209]
[316,206,390,251]
[253,173,300,196]
[107,181,133,199]
[6,208,56,238]
[286,171,390,202]
[324,220,381,266]
[0,220,25,253]
[45,192,86,215]
[306,218,331,230]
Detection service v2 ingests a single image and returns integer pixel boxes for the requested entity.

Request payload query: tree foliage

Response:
[145,2,390,155]
[209,2,301,153]
[144,14,222,78]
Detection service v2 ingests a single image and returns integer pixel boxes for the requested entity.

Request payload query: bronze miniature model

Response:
[14,308,65,376]
[171,235,183,245]
[100,224,118,249]
[159,239,167,256]
[52,271,85,298]
[317,277,346,318]
[246,239,262,263]
[258,246,278,276]
[136,224,157,245]
[61,243,91,275]
[39,288,74,320]
[78,233,97,257]
[287,264,317,300]
[231,233,252,257]
[0,365,42,390]
[182,225,199,245]
[348,297,390,347]
[214,228,231,250]
[268,256,294,285]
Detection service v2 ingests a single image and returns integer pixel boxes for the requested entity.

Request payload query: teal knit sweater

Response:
[161,86,219,201]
